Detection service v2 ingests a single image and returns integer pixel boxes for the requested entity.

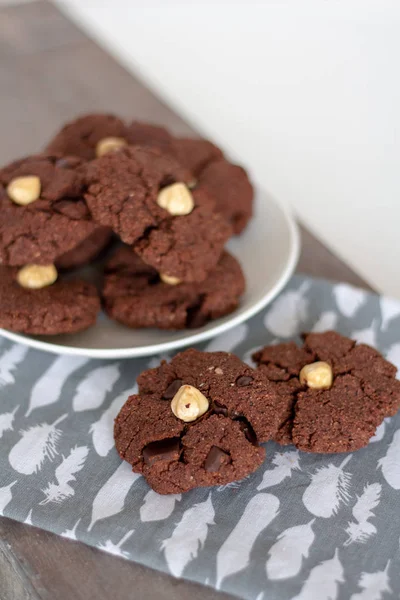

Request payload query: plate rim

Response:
[0,193,300,359]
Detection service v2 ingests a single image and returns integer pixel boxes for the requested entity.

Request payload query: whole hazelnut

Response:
[157,182,194,216]
[95,136,127,157]
[7,175,41,206]
[299,361,333,390]
[171,384,209,422]
[16,264,58,290]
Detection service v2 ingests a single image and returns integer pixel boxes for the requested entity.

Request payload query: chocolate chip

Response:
[162,379,183,400]
[237,418,258,445]
[236,375,254,387]
[143,437,180,466]
[204,446,231,472]
[214,400,228,417]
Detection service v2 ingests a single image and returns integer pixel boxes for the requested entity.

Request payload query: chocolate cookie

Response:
[85,146,232,282]
[102,247,245,329]
[127,121,176,155]
[253,331,400,453]
[114,349,285,494]
[197,159,253,234]
[56,226,113,270]
[45,114,128,160]
[172,137,224,176]
[0,266,100,335]
[0,154,97,266]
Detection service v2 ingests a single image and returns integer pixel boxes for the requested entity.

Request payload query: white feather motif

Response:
[370,420,388,443]
[88,461,140,531]
[264,282,309,337]
[97,530,134,559]
[344,483,382,546]
[0,344,28,387]
[292,549,344,600]
[162,494,215,578]
[90,386,137,457]
[72,364,120,412]
[302,455,352,518]
[205,323,248,352]
[386,343,400,373]
[216,493,279,588]
[311,311,338,332]
[24,509,33,525]
[0,405,19,438]
[350,563,391,600]
[40,445,89,504]
[26,356,88,416]
[140,490,181,522]
[266,519,315,580]
[377,429,400,489]
[380,295,400,330]
[257,451,300,490]
[61,518,81,540]
[0,481,17,515]
[9,414,67,475]
[242,345,263,367]
[333,283,367,318]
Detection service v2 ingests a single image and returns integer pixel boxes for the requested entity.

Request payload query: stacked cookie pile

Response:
[114,332,400,494]
[0,114,253,335]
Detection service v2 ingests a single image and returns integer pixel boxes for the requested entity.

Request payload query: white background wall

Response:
[55,0,400,297]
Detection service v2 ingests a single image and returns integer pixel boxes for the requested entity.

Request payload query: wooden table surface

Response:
[0,3,372,600]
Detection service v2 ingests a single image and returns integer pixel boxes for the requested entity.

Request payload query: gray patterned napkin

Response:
[1,275,400,600]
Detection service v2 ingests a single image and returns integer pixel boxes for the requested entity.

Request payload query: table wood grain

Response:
[0,3,372,600]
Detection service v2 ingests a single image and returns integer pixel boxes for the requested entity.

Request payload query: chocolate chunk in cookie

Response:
[197,159,253,234]
[102,247,245,329]
[0,154,97,266]
[253,331,400,453]
[45,113,128,160]
[114,349,287,493]
[0,266,100,335]
[85,146,231,282]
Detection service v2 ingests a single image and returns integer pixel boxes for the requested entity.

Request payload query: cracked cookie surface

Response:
[0,154,97,266]
[102,247,245,329]
[84,146,231,282]
[114,349,284,494]
[253,331,400,453]
[45,114,128,160]
[0,266,100,335]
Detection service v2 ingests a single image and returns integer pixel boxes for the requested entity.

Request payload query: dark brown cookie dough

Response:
[197,159,254,234]
[45,114,128,160]
[85,146,231,282]
[0,154,97,266]
[253,331,400,453]
[102,247,245,329]
[55,226,113,270]
[172,137,224,176]
[114,349,287,493]
[127,121,176,155]
[0,267,100,335]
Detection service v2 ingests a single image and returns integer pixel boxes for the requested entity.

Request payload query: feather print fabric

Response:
[1,276,400,599]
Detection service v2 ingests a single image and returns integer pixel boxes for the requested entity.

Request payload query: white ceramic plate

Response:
[0,188,299,359]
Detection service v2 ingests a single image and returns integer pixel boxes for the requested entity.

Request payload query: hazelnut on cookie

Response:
[253,331,400,453]
[0,154,99,267]
[84,146,232,282]
[114,349,285,494]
